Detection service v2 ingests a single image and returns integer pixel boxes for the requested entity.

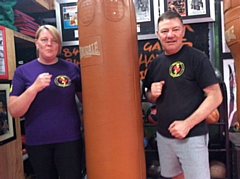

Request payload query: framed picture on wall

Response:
[0,83,16,145]
[220,1,230,53]
[159,0,215,24]
[223,59,237,128]
[135,0,159,40]
[0,26,9,80]
[55,0,79,46]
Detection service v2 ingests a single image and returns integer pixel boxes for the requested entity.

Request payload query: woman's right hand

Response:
[33,73,52,92]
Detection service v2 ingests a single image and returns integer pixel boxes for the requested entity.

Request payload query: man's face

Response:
[156,18,185,55]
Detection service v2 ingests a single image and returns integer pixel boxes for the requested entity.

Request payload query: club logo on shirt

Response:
[169,61,185,78]
[54,75,71,87]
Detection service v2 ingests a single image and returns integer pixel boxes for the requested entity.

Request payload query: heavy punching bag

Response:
[224,0,240,124]
[77,1,146,179]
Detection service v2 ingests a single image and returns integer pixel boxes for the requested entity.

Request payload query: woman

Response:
[8,25,83,179]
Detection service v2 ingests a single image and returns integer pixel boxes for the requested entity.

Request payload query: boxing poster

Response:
[55,0,79,46]
[223,59,238,128]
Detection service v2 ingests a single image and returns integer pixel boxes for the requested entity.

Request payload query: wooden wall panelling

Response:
[0,118,24,179]
[5,28,16,80]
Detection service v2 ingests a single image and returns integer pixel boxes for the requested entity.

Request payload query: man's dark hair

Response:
[158,11,183,25]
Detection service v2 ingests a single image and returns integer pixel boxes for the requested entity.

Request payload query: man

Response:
[143,11,222,179]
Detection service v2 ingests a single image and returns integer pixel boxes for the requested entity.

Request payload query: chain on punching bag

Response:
[224,0,240,124]
[77,0,146,178]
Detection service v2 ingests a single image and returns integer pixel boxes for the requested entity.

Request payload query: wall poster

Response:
[0,26,9,80]
[134,0,159,40]
[223,59,238,128]
[55,0,79,46]
[0,83,15,145]
[159,0,215,24]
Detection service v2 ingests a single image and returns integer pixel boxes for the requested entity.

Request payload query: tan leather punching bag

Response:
[77,1,146,178]
[224,0,240,124]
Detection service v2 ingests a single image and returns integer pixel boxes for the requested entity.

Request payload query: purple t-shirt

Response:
[10,58,82,145]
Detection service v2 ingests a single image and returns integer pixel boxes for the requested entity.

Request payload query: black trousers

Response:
[26,139,83,179]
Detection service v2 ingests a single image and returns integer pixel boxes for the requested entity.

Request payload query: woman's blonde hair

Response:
[35,25,62,55]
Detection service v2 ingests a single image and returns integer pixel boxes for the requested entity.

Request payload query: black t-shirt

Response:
[143,45,219,138]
